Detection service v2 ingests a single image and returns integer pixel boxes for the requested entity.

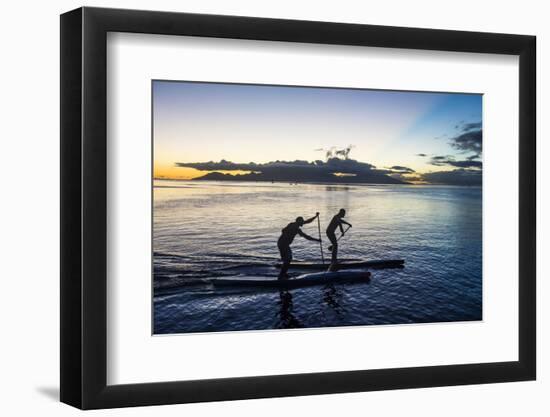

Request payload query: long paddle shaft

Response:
[317,215,325,265]
[328,225,351,251]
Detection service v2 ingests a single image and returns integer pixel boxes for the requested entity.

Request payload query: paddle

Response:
[328,225,351,251]
[316,213,325,265]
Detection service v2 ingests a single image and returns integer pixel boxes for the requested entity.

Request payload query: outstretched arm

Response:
[341,219,352,228]
[303,212,320,225]
[297,229,321,242]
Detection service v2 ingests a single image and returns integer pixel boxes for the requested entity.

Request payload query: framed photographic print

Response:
[60,7,536,409]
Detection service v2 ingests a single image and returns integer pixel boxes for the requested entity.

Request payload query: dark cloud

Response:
[416,153,427,157]
[461,122,482,131]
[429,155,482,169]
[175,158,406,184]
[388,165,415,173]
[434,121,482,158]
[447,160,482,169]
[387,172,421,182]
[176,158,381,174]
[177,155,479,186]
[449,129,482,156]
[323,157,376,172]
[445,120,483,157]
[420,169,482,186]
[175,159,261,171]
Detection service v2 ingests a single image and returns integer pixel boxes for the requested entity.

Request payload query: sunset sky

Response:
[153,80,482,183]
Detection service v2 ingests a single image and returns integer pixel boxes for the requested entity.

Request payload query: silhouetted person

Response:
[326,208,352,266]
[278,213,320,279]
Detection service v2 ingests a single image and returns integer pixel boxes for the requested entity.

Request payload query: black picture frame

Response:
[60,6,536,410]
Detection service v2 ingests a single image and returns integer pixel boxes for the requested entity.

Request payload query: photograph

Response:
[52,3,541,411]
[152,80,483,335]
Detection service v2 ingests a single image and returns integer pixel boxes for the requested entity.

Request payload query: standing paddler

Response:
[326,209,352,268]
[277,213,321,279]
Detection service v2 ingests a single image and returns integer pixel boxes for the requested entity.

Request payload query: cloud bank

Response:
[429,155,482,169]
[175,158,409,184]
[175,154,483,186]
[421,169,482,186]
[450,129,482,156]
[415,120,482,185]
[448,121,483,157]
[388,165,416,173]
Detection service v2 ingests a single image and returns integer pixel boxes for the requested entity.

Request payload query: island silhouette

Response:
[175,157,409,184]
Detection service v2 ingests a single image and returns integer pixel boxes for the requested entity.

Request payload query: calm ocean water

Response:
[153,180,482,334]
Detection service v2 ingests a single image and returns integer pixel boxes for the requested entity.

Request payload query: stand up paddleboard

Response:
[275,259,404,271]
[211,270,371,288]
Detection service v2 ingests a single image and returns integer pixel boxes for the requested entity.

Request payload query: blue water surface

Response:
[153,181,482,334]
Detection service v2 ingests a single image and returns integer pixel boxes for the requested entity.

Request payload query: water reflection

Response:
[324,186,352,192]
[276,285,346,330]
[153,181,482,334]
[277,290,303,328]
[323,284,343,316]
